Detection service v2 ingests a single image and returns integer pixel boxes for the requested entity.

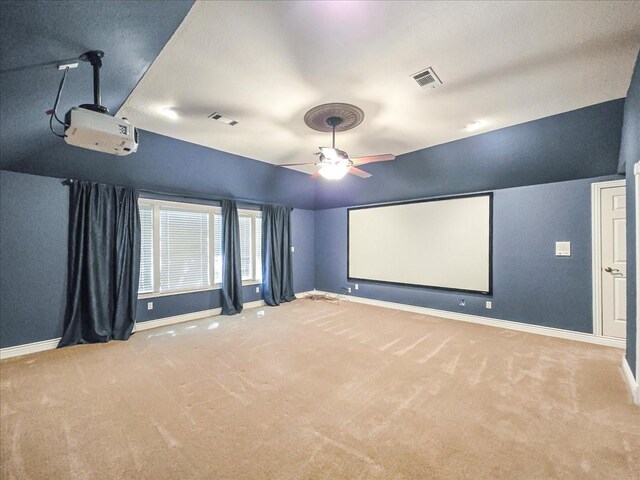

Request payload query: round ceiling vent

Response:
[303,103,364,132]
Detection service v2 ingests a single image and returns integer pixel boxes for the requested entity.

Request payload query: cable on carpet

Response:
[301,291,350,304]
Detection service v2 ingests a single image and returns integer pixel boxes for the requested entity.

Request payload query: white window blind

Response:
[138,204,154,294]
[255,219,262,282]
[239,215,253,280]
[159,208,210,292]
[214,213,222,285]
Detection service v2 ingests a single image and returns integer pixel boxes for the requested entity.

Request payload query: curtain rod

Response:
[62,179,292,210]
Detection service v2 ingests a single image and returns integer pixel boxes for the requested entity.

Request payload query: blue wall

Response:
[291,209,316,293]
[0,170,316,348]
[315,100,624,209]
[0,171,68,348]
[315,176,621,333]
[2,129,316,210]
[620,51,640,378]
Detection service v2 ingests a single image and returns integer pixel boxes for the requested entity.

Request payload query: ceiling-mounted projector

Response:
[50,50,138,155]
[64,107,138,155]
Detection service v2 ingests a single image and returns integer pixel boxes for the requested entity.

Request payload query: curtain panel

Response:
[261,205,296,306]
[221,200,244,315]
[59,180,140,347]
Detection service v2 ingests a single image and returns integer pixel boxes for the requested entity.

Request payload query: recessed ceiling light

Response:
[162,107,180,120]
[465,121,483,132]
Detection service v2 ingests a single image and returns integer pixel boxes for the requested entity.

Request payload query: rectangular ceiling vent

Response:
[208,112,238,126]
[412,67,442,89]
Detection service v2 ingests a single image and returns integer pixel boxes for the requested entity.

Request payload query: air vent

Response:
[412,67,442,89]
[208,112,238,126]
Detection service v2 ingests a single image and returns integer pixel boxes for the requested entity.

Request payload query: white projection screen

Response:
[348,193,492,294]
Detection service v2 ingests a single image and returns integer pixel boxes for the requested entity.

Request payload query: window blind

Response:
[239,215,253,280]
[159,208,210,292]
[255,219,262,282]
[213,213,222,285]
[138,204,154,294]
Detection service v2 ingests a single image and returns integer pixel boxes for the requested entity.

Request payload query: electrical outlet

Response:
[459,299,465,307]
[355,284,359,290]
[147,301,153,310]
[485,301,492,309]
[348,287,352,293]
[255,286,260,293]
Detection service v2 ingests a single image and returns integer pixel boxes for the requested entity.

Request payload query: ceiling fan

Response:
[281,104,396,180]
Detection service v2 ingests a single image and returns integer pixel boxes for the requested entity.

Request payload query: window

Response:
[213,213,222,285]
[255,219,262,282]
[138,204,154,294]
[238,211,262,283]
[138,199,261,297]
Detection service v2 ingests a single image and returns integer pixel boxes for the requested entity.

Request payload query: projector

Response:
[64,107,138,156]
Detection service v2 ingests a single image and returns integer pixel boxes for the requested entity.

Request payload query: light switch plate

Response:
[556,241,571,256]
[291,246,295,253]
[147,302,153,310]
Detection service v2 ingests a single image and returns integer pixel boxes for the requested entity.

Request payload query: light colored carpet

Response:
[1,299,638,479]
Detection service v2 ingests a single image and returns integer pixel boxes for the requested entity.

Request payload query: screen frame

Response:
[347,192,493,296]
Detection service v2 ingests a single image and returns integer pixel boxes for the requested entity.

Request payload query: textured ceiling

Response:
[0,0,194,169]
[119,1,640,173]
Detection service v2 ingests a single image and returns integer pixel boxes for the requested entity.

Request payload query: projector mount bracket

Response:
[79,50,108,114]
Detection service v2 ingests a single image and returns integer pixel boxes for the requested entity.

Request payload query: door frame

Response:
[635,162,639,382]
[591,179,626,337]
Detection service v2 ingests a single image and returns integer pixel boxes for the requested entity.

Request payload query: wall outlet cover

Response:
[555,241,571,256]
[355,284,359,290]
[485,301,492,309]
[255,286,260,293]
[147,302,153,310]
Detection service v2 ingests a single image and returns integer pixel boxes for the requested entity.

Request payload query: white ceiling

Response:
[118,1,640,174]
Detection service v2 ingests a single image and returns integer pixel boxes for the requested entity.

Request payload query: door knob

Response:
[604,267,619,273]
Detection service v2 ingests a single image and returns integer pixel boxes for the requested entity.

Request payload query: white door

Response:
[600,186,627,339]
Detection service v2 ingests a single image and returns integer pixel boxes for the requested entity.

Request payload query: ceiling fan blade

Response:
[350,154,396,165]
[279,162,320,167]
[348,166,372,178]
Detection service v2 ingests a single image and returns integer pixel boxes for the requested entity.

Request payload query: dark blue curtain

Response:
[262,205,296,306]
[59,181,140,347]
[221,200,243,315]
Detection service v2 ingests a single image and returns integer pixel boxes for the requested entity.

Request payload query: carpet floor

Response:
[1,299,639,479]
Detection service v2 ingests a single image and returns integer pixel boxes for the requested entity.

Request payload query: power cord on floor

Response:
[302,292,350,304]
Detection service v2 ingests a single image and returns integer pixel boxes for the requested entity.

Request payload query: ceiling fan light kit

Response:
[319,163,350,180]
[285,103,396,181]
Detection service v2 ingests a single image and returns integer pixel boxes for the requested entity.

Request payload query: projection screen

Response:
[348,193,492,294]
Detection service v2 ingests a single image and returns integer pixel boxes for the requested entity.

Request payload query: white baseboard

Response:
[133,308,223,332]
[622,356,640,406]
[310,291,626,349]
[0,293,315,361]
[133,298,266,332]
[0,337,61,361]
